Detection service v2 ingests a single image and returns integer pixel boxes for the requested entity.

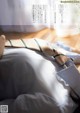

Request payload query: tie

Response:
[5,38,70,66]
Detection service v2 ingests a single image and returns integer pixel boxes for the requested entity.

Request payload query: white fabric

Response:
[0,0,51,32]
[0,0,80,34]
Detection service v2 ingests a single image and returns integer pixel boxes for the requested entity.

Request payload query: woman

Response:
[0,38,77,113]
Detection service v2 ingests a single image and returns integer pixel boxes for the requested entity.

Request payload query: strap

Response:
[5,38,69,66]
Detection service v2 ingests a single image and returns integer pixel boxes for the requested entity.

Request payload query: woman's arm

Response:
[0,35,6,57]
[0,93,61,113]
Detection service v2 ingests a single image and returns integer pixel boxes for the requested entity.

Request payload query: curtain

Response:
[0,0,80,35]
[0,0,51,32]
[52,0,80,37]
